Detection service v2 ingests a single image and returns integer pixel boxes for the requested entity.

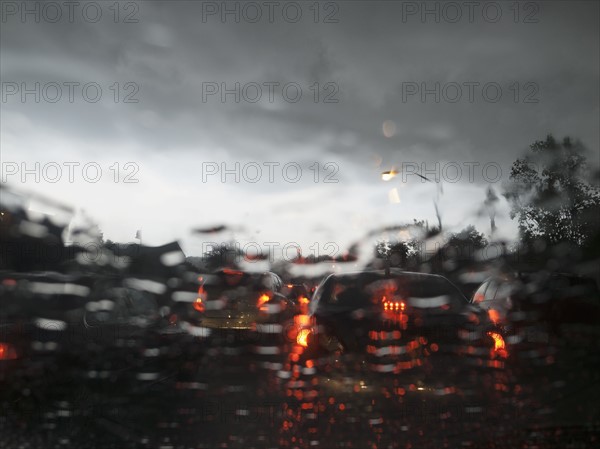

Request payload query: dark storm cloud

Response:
[2,1,598,174]
[1,0,598,212]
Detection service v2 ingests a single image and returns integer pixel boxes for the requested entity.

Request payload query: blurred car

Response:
[0,270,175,390]
[171,268,298,344]
[471,271,600,337]
[299,269,506,378]
[0,270,97,385]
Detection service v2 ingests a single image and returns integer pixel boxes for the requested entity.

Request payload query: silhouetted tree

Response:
[504,135,600,247]
[203,243,243,271]
[447,225,488,250]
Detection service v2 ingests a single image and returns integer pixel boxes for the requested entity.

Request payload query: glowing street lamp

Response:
[381,170,398,181]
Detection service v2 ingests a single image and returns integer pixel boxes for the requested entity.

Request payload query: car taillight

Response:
[383,300,405,312]
[194,282,207,313]
[380,297,409,328]
[193,298,205,313]
[487,309,501,325]
[486,331,508,358]
[0,343,18,360]
[257,294,270,310]
[381,294,406,313]
[296,329,311,347]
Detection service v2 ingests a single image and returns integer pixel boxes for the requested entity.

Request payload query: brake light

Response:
[382,299,405,313]
[193,298,205,313]
[488,309,501,325]
[0,343,18,360]
[487,332,504,351]
[257,294,270,309]
[487,331,507,358]
[294,314,310,327]
[194,283,207,313]
[297,329,311,347]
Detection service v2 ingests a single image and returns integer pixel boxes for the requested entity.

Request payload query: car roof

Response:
[325,269,451,281]
[312,269,468,309]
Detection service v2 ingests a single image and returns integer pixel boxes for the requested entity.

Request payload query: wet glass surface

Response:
[1,183,599,448]
[1,1,600,447]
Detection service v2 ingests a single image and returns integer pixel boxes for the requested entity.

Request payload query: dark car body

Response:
[0,270,98,381]
[0,269,180,394]
[172,269,293,329]
[471,271,600,337]
[304,269,504,375]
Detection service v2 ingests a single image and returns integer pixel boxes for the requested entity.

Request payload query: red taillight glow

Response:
[297,329,311,347]
[383,299,405,313]
[194,283,207,313]
[0,343,18,360]
[257,294,270,308]
[488,309,501,325]
[193,298,205,313]
[487,332,505,351]
[487,331,507,358]
[294,314,310,327]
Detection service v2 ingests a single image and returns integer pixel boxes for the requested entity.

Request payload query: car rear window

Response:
[323,273,467,309]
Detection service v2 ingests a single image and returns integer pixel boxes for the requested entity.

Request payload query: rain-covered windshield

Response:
[2,1,600,448]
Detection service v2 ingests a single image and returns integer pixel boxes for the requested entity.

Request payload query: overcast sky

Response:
[1,1,599,258]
